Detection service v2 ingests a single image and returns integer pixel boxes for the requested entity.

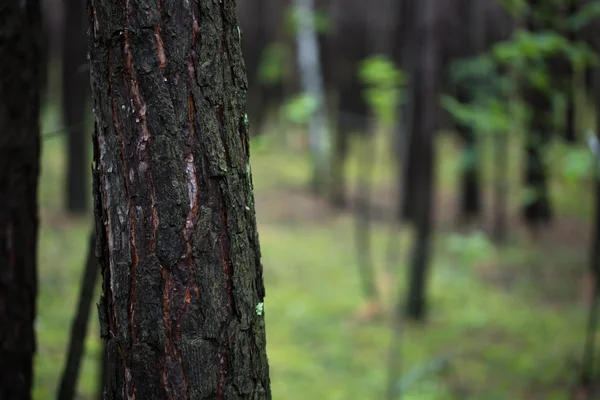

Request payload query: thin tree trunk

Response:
[492,131,508,243]
[57,233,99,400]
[522,1,553,233]
[63,0,90,213]
[294,0,329,195]
[563,0,577,144]
[521,85,553,232]
[354,134,378,302]
[404,0,437,321]
[0,1,44,398]
[581,70,600,398]
[456,116,480,223]
[88,0,272,398]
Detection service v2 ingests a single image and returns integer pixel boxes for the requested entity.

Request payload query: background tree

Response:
[0,0,44,398]
[88,0,271,398]
[63,0,90,213]
[293,0,330,195]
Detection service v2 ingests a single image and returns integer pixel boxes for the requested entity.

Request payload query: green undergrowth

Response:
[33,105,594,399]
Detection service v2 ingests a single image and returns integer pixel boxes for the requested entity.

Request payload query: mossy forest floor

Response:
[34,101,598,399]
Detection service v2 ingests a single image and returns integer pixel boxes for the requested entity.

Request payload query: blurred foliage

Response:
[492,30,599,78]
[442,12,600,194]
[35,91,593,398]
[567,0,600,31]
[357,55,404,125]
[33,3,600,397]
[281,92,319,125]
[284,5,332,37]
[496,0,527,17]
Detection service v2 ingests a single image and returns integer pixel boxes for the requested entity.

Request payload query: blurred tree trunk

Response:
[521,85,553,232]
[0,1,44,398]
[88,0,271,398]
[492,130,508,243]
[327,0,370,209]
[457,0,487,224]
[455,93,480,223]
[521,6,553,233]
[404,0,437,321]
[581,68,600,396]
[294,0,330,195]
[63,0,90,213]
[57,233,99,400]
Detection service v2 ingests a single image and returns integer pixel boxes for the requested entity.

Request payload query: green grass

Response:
[33,100,596,399]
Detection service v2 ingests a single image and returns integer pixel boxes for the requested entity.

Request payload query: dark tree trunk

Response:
[0,1,44,399]
[521,86,553,230]
[88,0,272,398]
[400,131,419,224]
[63,0,90,213]
[326,1,370,209]
[492,132,508,243]
[404,0,437,321]
[565,89,576,143]
[57,233,99,400]
[455,87,481,223]
[563,0,577,144]
[404,69,435,321]
[580,67,600,392]
[457,126,480,222]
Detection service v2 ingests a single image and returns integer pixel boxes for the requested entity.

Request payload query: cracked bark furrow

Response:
[89,0,271,398]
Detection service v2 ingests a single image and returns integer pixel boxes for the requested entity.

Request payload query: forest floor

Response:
[33,105,598,399]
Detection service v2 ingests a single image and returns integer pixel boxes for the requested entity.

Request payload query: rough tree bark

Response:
[0,1,44,399]
[63,0,91,213]
[88,0,272,398]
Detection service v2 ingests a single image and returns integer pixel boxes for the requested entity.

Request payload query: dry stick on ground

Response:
[57,232,101,400]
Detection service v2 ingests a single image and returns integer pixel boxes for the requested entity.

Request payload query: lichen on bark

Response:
[88,1,271,398]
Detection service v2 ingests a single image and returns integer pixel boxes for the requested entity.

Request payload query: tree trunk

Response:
[521,1,554,232]
[522,84,553,231]
[63,0,90,213]
[57,233,99,400]
[492,132,508,243]
[404,0,437,321]
[455,109,480,223]
[581,68,600,396]
[0,1,44,398]
[294,0,330,195]
[88,1,272,398]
